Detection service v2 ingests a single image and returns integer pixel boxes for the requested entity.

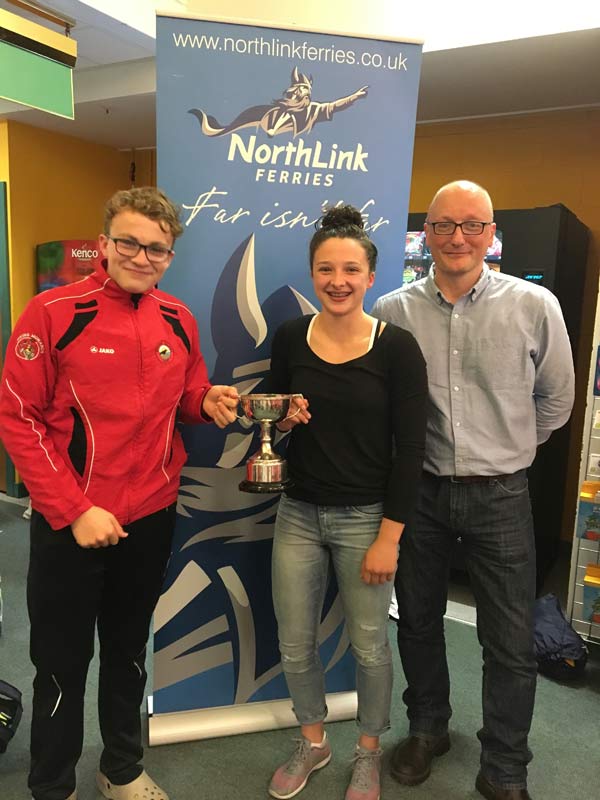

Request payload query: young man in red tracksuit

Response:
[0,187,239,800]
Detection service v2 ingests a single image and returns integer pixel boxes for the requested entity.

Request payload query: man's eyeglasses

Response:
[427,221,493,236]
[107,236,174,264]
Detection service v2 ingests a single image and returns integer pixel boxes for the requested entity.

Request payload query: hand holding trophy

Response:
[237,393,305,493]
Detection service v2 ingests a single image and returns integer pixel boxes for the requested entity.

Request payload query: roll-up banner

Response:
[152,12,422,745]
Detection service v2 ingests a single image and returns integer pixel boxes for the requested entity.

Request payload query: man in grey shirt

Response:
[372,180,574,800]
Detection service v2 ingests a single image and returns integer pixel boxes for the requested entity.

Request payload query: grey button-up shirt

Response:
[372,264,575,476]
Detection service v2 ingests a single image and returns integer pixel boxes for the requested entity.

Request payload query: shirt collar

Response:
[426,262,491,305]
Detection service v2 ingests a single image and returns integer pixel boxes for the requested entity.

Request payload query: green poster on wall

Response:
[0,40,74,119]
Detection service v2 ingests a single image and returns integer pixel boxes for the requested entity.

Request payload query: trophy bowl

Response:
[239,394,294,424]
[237,393,301,493]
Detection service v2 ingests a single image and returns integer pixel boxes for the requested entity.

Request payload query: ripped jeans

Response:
[272,494,395,737]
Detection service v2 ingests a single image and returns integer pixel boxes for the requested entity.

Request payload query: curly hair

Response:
[104,187,184,239]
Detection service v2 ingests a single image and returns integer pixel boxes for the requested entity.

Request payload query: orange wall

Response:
[131,149,156,188]
[0,121,9,181]
[410,108,600,237]
[5,121,130,321]
[410,107,600,539]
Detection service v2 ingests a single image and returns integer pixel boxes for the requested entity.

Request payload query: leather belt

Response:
[448,475,504,484]
[427,473,507,484]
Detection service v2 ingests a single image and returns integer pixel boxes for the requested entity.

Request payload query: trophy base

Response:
[238,479,290,494]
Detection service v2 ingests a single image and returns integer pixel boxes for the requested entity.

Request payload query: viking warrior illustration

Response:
[189,67,368,139]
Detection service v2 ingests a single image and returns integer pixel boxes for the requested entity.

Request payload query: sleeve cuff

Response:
[199,388,213,422]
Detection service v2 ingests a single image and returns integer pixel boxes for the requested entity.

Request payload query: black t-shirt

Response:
[268,315,428,523]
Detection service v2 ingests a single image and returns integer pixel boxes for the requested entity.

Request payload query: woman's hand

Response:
[360,538,398,584]
[202,385,239,428]
[276,395,311,432]
[360,518,404,584]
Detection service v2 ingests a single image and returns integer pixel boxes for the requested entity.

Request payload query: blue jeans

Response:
[272,494,395,737]
[396,471,537,789]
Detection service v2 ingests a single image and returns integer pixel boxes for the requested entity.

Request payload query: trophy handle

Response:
[235,396,252,420]
[283,393,304,420]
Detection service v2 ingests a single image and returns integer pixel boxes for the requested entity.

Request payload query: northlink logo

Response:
[189,67,369,188]
[228,136,368,172]
[189,66,367,139]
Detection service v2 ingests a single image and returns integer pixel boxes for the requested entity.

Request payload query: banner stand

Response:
[148,691,357,746]
[154,12,422,739]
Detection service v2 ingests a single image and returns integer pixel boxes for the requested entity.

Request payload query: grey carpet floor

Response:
[1,498,598,800]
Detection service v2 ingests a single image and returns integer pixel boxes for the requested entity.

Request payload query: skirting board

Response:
[147,691,358,746]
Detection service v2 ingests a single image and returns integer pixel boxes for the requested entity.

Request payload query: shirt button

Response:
[456,421,461,427]
[453,350,458,355]
[454,386,460,392]
[454,313,460,318]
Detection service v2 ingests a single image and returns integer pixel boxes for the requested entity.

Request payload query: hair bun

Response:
[320,204,364,231]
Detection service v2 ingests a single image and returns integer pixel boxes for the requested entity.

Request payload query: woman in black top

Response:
[267,206,427,800]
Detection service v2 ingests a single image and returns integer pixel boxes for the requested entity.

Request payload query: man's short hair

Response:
[104,187,184,239]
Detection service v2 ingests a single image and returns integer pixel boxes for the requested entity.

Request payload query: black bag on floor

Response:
[0,679,23,754]
[533,593,588,681]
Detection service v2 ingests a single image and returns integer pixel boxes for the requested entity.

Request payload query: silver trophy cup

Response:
[237,393,302,493]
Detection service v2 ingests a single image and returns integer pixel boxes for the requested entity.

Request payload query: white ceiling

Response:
[0,0,599,149]
[417,28,600,122]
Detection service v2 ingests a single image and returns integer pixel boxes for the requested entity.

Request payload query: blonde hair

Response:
[104,187,184,239]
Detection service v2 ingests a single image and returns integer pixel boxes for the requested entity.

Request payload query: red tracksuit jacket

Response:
[0,267,213,530]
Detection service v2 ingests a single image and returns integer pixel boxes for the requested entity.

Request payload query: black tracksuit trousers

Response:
[27,504,176,800]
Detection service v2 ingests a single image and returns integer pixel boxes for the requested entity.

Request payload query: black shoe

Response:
[390,734,450,785]
[476,771,532,799]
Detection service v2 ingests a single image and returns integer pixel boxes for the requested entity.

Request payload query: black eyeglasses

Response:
[427,221,493,236]
[107,236,174,264]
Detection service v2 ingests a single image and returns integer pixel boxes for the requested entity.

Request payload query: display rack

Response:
[567,394,600,641]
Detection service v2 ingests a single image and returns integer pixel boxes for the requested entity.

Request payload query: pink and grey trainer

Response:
[345,746,382,800]
[269,736,332,799]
